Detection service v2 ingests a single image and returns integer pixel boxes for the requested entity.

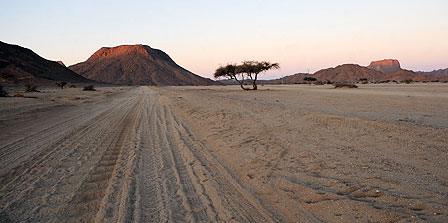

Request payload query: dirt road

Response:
[0,87,280,222]
[1,84,447,223]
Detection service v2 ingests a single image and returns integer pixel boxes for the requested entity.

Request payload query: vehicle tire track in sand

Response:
[55,95,142,223]
[165,104,281,223]
[0,87,283,222]
[133,93,168,223]
[0,89,140,222]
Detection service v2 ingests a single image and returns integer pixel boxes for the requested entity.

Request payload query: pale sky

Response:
[1,0,447,79]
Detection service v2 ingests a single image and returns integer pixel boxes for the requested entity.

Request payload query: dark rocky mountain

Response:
[0,41,90,85]
[69,44,216,86]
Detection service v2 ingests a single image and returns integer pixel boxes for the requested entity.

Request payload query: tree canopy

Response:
[214,61,279,90]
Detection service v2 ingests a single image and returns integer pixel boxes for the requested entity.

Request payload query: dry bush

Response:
[25,85,39,92]
[83,85,96,91]
[333,83,358,88]
[359,78,368,84]
[303,77,317,82]
[402,79,413,84]
[56,81,67,89]
[69,84,77,88]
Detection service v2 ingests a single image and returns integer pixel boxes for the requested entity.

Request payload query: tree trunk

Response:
[233,75,251,90]
[252,73,258,90]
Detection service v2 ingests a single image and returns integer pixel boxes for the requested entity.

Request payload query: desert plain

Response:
[0,83,447,222]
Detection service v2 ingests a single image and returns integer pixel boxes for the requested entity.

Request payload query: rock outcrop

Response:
[367,59,401,74]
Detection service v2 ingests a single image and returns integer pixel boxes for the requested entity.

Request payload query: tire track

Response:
[55,94,141,223]
[0,86,284,222]
[0,89,140,222]
[134,93,168,223]
[166,104,281,222]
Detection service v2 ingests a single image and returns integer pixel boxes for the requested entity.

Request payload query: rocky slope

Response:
[69,44,215,86]
[0,41,90,85]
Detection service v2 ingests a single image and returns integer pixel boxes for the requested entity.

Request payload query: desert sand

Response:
[0,84,447,222]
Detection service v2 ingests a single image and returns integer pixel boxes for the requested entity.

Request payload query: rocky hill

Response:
[69,44,215,86]
[0,41,90,85]
[312,64,387,82]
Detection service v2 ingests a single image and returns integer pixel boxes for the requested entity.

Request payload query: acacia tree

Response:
[214,61,279,90]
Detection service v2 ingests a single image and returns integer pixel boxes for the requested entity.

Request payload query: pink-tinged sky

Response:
[1,0,447,79]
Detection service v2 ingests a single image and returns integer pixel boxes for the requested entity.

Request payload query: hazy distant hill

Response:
[265,60,448,84]
[69,44,216,86]
[0,41,90,85]
[417,68,448,81]
[260,73,310,84]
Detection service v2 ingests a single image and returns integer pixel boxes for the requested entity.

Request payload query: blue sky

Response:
[1,0,447,79]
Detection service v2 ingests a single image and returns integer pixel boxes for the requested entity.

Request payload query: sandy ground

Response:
[0,84,447,222]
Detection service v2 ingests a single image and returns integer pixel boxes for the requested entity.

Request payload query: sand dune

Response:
[0,84,447,222]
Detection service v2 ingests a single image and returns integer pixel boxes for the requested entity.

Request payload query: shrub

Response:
[333,83,358,88]
[83,85,96,91]
[359,78,368,84]
[303,77,317,82]
[402,79,413,84]
[314,80,325,85]
[56,81,67,89]
[0,85,8,97]
[25,84,39,92]
[69,84,77,88]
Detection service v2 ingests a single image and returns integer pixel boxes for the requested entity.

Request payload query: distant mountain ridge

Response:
[418,68,448,79]
[265,59,448,84]
[0,41,91,85]
[2,41,446,86]
[69,44,216,86]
